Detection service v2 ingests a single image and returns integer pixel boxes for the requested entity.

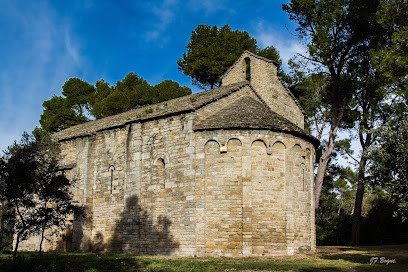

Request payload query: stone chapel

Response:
[20,51,318,256]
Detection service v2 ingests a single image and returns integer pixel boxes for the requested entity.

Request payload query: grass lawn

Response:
[0,245,406,272]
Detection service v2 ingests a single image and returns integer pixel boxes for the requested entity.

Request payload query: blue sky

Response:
[0,0,306,152]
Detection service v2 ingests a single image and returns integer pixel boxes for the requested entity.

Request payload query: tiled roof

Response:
[54,77,317,146]
[54,81,249,141]
[194,96,318,146]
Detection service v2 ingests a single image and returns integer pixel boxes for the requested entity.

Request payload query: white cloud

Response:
[64,27,81,67]
[144,0,178,42]
[143,0,230,42]
[0,1,84,152]
[187,0,227,14]
[253,21,307,72]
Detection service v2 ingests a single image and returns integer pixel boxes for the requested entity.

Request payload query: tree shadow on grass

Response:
[1,252,143,272]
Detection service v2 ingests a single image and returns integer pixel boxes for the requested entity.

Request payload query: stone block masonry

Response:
[19,51,318,256]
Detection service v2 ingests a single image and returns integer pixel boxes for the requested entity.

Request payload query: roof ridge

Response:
[245,83,268,107]
[54,81,250,141]
[193,95,318,147]
[277,77,305,114]
[242,50,278,65]
[195,95,255,125]
[220,51,278,80]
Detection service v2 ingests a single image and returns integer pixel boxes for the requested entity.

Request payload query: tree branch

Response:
[297,53,324,66]
[345,149,359,164]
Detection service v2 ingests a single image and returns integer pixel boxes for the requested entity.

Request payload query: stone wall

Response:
[18,51,315,256]
[19,109,315,256]
[194,129,315,256]
[59,113,196,255]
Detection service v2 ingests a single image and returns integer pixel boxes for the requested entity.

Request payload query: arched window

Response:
[154,158,165,189]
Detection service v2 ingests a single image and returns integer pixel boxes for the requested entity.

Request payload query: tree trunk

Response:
[13,233,20,262]
[314,125,339,212]
[350,156,368,246]
[39,227,45,254]
[13,206,25,261]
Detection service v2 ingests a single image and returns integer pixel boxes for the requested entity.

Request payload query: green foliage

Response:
[257,46,282,68]
[372,0,408,93]
[367,4,408,222]
[283,0,386,120]
[40,78,95,132]
[368,115,408,222]
[290,72,330,134]
[90,72,152,118]
[144,107,153,114]
[94,80,113,101]
[40,96,88,132]
[62,78,95,116]
[332,138,355,161]
[316,166,354,246]
[91,75,192,119]
[151,80,191,104]
[316,214,352,246]
[360,188,408,244]
[41,74,192,131]
[316,169,408,245]
[177,24,257,89]
[317,169,355,224]
[283,1,390,224]
[178,25,289,89]
[0,131,82,258]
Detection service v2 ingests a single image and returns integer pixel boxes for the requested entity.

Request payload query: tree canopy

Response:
[40,74,192,132]
[368,115,408,222]
[42,25,287,132]
[371,0,408,115]
[365,1,408,223]
[283,0,387,214]
[90,72,152,119]
[40,95,88,132]
[0,130,82,259]
[284,0,408,246]
[178,24,287,89]
[177,25,257,89]
[62,78,95,117]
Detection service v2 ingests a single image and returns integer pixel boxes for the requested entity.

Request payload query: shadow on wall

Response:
[53,205,88,252]
[64,206,93,252]
[82,195,179,254]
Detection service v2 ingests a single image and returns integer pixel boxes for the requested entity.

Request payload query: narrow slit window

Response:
[109,165,115,194]
[245,57,251,82]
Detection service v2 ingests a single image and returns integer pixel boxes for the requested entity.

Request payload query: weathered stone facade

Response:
[20,51,318,256]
